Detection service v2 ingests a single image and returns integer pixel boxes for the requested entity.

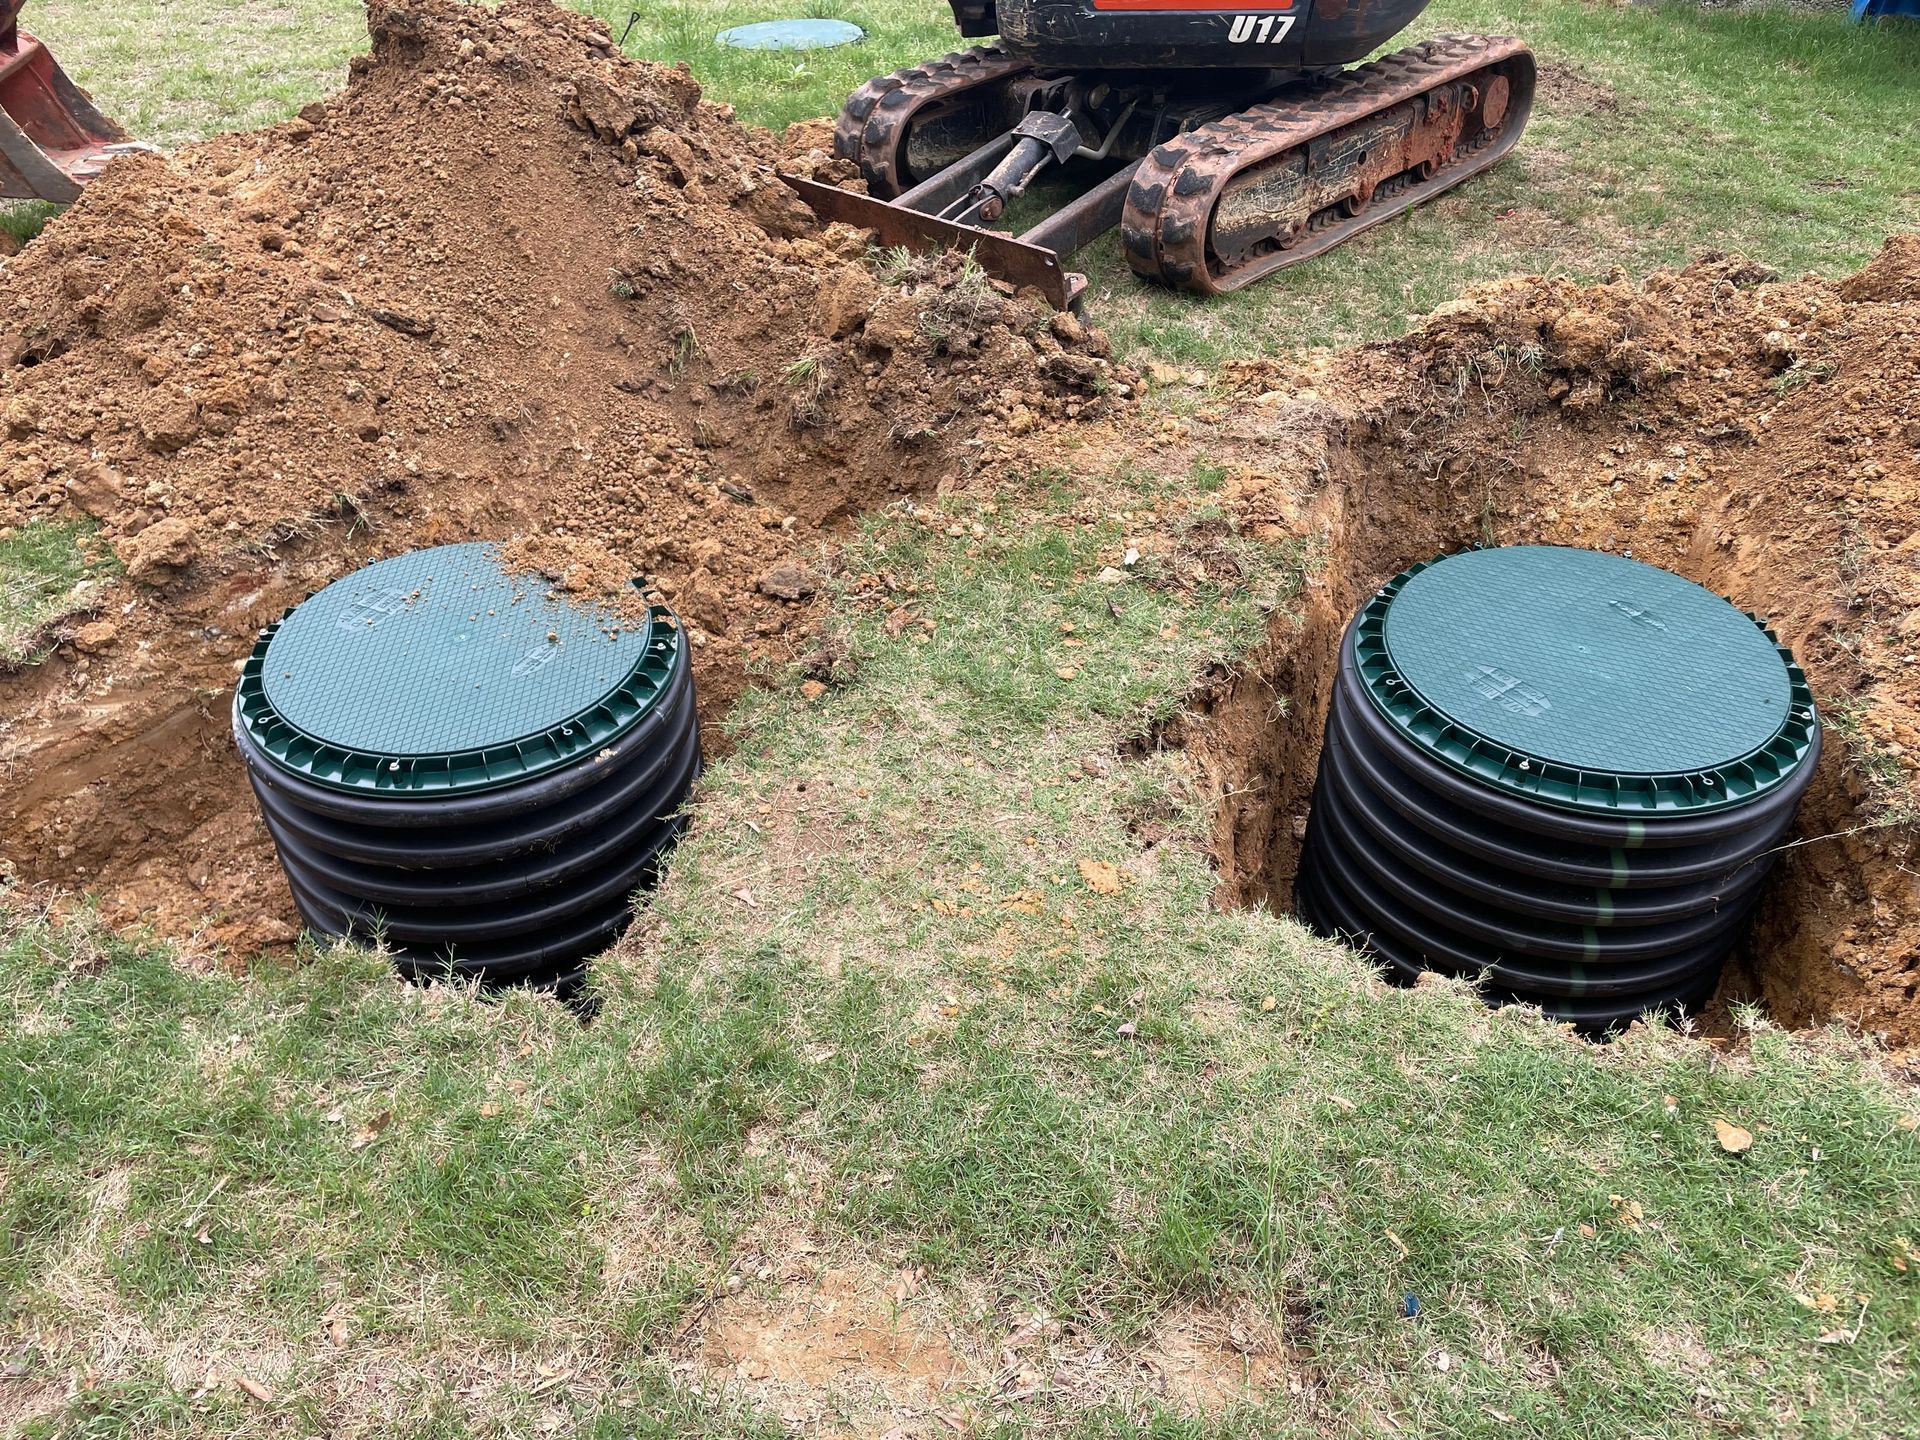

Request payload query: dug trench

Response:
[1159,245,1920,1050]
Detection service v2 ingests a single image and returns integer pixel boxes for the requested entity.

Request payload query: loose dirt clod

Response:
[0,0,1122,951]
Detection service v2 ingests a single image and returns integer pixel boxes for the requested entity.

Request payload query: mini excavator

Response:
[0,0,148,203]
[783,0,1534,307]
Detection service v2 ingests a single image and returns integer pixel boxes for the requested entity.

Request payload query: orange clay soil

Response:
[0,0,1126,952]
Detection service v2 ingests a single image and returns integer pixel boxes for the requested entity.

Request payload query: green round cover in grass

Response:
[1354,546,1816,814]
[714,19,865,50]
[240,543,679,795]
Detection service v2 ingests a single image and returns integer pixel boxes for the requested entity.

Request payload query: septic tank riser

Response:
[233,542,703,993]
[1295,546,1820,1031]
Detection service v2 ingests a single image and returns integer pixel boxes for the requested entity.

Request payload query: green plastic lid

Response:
[715,18,865,49]
[236,542,681,795]
[1353,547,1816,815]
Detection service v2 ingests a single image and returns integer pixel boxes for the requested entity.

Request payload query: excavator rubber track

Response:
[1122,34,1534,294]
[813,31,1533,306]
[834,44,1033,197]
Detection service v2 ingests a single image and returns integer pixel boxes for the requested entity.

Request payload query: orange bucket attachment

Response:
[1,5,150,203]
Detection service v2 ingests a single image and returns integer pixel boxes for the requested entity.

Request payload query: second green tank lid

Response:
[1352,546,1816,815]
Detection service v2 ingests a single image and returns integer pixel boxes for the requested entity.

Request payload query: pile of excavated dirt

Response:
[0,0,1125,952]
[1173,241,1920,1047]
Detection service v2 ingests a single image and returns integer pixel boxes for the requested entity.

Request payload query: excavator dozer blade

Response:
[779,173,1080,311]
[0,28,149,203]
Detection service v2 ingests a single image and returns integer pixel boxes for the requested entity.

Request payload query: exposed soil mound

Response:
[1838,233,1920,305]
[0,0,1124,950]
[1177,245,1920,1045]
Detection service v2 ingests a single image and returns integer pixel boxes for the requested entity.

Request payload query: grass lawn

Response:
[4,2,1920,1437]
[7,492,1920,1437]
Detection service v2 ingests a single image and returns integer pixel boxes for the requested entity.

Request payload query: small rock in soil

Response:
[113,516,201,584]
[757,563,818,602]
[139,398,202,454]
[369,307,435,338]
[71,619,119,654]
[64,462,124,518]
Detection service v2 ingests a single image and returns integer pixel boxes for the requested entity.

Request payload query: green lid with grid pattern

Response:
[1352,547,1816,815]
[236,543,681,795]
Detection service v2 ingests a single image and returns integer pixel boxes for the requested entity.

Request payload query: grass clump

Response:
[1,200,57,249]
[1773,357,1838,392]
[0,519,120,665]
[1826,699,1920,830]
[868,243,932,288]
[783,352,830,427]
[914,253,1003,352]
[666,324,705,375]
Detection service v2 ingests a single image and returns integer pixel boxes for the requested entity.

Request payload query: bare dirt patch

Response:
[1537,60,1623,116]
[686,1260,1310,1430]
[1139,1303,1294,1412]
[0,0,1124,954]
[1165,242,1920,1046]
[696,1266,971,1424]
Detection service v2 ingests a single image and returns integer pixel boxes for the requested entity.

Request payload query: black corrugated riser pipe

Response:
[235,631,701,1000]
[1297,568,1819,1033]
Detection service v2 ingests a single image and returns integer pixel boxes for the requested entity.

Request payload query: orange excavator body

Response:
[1,0,149,202]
